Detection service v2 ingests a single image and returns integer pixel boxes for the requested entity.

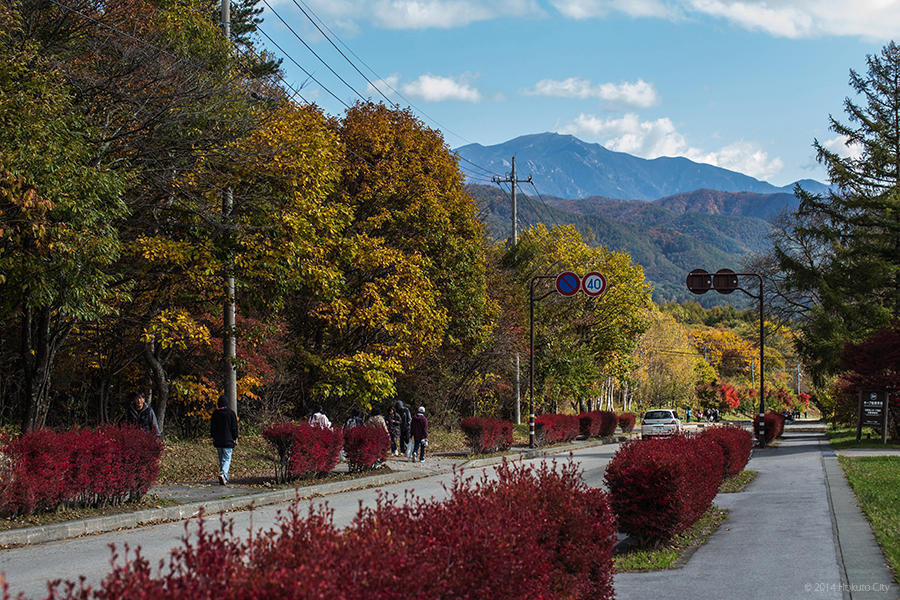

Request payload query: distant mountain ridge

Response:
[467,183,788,304]
[455,132,829,201]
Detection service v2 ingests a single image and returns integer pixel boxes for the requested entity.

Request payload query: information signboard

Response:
[857,389,889,443]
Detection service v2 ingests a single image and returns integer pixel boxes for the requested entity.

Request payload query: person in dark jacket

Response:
[387,406,401,455]
[210,395,238,485]
[411,406,428,462]
[125,392,161,438]
[395,400,412,456]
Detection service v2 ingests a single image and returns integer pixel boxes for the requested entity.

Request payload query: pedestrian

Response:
[366,407,388,434]
[210,395,238,486]
[411,406,428,462]
[395,400,412,456]
[387,406,401,455]
[125,391,161,438]
[309,405,332,429]
[344,407,364,429]
[685,407,692,423]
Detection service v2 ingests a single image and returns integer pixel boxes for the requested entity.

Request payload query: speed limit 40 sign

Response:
[582,272,608,297]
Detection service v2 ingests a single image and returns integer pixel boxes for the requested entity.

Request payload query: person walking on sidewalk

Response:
[388,406,401,455]
[309,405,332,429]
[396,400,412,456]
[210,396,238,485]
[411,406,428,462]
[125,392,161,438]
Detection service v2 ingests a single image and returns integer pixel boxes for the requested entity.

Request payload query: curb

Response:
[821,441,897,599]
[0,435,628,548]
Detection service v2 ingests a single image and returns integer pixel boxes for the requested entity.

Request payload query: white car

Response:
[641,409,682,438]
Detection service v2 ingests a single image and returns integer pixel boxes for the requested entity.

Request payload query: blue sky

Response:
[259,0,896,186]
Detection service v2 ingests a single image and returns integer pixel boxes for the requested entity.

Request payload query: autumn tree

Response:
[631,310,701,411]
[506,224,651,413]
[0,14,129,430]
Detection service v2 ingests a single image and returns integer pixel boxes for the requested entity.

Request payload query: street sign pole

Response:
[529,276,556,448]
[686,268,766,447]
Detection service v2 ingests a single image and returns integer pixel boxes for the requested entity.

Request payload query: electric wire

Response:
[287,0,396,108]
[260,0,367,105]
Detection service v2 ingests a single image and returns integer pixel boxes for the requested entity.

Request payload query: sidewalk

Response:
[615,430,897,600]
[0,436,624,547]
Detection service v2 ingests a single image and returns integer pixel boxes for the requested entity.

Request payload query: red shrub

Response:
[50,461,617,600]
[578,411,617,438]
[343,424,390,471]
[262,422,343,482]
[460,417,514,454]
[604,435,724,546]
[618,412,636,433]
[0,426,162,517]
[534,414,580,445]
[699,425,753,476]
[753,412,785,443]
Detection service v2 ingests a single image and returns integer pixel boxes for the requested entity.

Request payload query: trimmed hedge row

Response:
[618,412,636,433]
[460,417,513,454]
[534,414,580,445]
[343,424,390,472]
[55,461,618,600]
[262,422,343,483]
[754,411,785,443]
[578,411,618,438]
[699,425,753,476]
[0,426,162,517]
[604,434,725,546]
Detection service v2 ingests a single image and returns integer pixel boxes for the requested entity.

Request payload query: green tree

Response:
[0,23,129,430]
[773,42,900,383]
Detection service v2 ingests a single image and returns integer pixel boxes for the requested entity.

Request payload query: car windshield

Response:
[644,410,673,420]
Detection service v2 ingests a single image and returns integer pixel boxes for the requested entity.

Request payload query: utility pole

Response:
[221,0,237,416]
[492,157,532,424]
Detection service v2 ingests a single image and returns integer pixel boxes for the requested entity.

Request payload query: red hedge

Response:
[343,424,390,471]
[52,461,617,600]
[0,426,162,517]
[577,411,618,438]
[618,412,636,433]
[534,414,580,445]
[699,425,753,476]
[604,435,725,546]
[262,422,343,482]
[754,412,785,443]
[460,417,513,454]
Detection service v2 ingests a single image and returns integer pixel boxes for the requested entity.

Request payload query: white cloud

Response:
[301,0,543,30]
[822,134,864,161]
[401,74,483,102]
[549,0,900,39]
[367,74,400,97]
[524,77,659,107]
[560,112,783,179]
[550,0,678,19]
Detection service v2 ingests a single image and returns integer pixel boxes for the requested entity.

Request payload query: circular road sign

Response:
[713,268,739,294]
[555,271,581,296]
[686,269,712,294]
[582,272,608,297]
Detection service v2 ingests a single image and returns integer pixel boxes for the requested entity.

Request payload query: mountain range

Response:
[455,132,829,201]
[458,133,830,304]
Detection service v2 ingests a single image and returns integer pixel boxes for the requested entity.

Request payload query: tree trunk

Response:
[143,337,169,435]
[21,307,69,431]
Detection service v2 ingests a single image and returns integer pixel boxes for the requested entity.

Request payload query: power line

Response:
[287,0,396,107]
[259,0,366,105]
[256,26,350,109]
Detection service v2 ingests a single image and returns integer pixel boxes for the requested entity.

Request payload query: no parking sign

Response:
[554,271,607,297]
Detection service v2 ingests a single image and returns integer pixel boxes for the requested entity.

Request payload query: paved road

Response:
[0,444,621,599]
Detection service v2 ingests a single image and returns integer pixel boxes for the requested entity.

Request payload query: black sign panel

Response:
[857,390,889,443]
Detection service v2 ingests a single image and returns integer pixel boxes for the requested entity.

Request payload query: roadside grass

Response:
[426,428,469,454]
[0,495,180,532]
[158,430,278,485]
[826,426,900,450]
[838,456,900,584]
[614,507,729,572]
[719,470,756,493]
